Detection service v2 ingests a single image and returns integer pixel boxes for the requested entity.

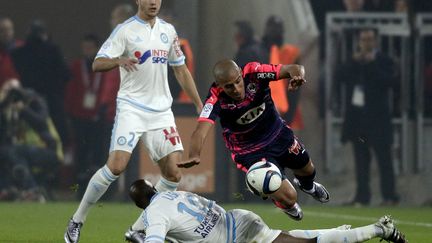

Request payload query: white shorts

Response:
[229,209,281,243]
[109,100,183,161]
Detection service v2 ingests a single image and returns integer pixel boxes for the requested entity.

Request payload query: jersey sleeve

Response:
[198,85,221,124]
[143,209,171,243]
[96,25,126,59]
[243,62,283,82]
[168,26,185,66]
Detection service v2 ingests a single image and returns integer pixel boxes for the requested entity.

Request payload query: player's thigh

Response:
[140,127,184,180]
[229,209,281,243]
[276,137,312,175]
[106,150,132,175]
[157,150,183,181]
[109,103,145,153]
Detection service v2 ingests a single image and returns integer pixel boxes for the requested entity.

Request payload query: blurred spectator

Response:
[394,0,409,12]
[261,16,303,129]
[11,19,70,143]
[343,0,365,12]
[110,3,135,29]
[233,20,266,67]
[0,80,63,201]
[0,17,22,52]
[0,17,23,88]
[309,0,345,61]
[65,34,117,197]
[336,28,399,206]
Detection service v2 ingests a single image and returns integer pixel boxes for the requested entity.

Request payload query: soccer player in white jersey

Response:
[64,0,203,242]
[125,179,407,243]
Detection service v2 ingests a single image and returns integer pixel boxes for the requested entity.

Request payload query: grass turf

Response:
[0,202,431,242]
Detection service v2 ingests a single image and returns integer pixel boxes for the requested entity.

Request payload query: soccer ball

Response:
[246,161,282,196]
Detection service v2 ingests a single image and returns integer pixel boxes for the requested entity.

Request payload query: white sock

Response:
[154,177,179,192]
[289,225,350,239]
[317,224,380,243]
[72,165,118,223]
[132,212,146,231]
[303,183,316,194]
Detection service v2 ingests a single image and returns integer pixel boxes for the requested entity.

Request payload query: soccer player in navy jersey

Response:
[178,59,329,220]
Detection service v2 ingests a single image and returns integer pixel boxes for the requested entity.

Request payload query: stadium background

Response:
[1,0,431,242]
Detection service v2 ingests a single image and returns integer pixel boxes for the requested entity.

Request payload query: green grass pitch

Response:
[0,202,431,242]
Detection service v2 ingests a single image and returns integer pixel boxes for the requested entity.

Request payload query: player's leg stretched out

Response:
[278,215,407,243]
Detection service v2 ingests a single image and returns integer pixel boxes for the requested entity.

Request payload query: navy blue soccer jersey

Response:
[198,62,294,155]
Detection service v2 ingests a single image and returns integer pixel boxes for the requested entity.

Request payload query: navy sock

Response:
[295,170,316,191]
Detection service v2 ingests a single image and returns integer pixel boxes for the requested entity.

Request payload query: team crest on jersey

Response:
[200,103,213,118]
[236,103,266,124]
[247,83,257,94]
[160,33,168,43]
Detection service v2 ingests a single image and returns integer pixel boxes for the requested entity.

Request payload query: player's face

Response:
[0,19,14,45]
[359,30,377,53]
[136,0,161,20]
[217,71,245,101]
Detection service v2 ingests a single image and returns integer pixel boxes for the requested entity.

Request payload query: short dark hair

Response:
[129,179,156,209]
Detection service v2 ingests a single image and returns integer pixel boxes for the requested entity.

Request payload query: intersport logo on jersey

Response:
[134,49,168,64]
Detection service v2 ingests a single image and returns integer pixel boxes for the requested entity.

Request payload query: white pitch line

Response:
[305,211,432,228]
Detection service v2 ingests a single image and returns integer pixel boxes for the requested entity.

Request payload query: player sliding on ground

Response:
[125,179,407,243]
[178,59,329,220]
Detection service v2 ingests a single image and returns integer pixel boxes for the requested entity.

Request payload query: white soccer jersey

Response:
[140,191,281,243]
[141,191,227,243]
[96,16,185,112]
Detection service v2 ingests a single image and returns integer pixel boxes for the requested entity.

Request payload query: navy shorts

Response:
[232,126,310,175]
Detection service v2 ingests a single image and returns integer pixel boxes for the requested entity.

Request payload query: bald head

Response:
[129,179,156,209]
[213,59,240,84]
[213,59,245,101]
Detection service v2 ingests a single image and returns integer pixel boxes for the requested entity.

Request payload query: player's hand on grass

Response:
[117,57,138,72]
[288,76,306,91]
[177,157,200,168]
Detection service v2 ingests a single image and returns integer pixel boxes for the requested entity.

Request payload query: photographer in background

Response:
[0,79,63,202]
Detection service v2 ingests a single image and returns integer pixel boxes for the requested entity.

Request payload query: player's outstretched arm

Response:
[279,64,306,91]
[177,121,213,168]
[172,64,203,114]
[93,57,138,72]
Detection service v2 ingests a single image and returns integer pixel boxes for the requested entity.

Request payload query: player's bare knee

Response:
[162,169,182,183]
[106,152,130,175]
